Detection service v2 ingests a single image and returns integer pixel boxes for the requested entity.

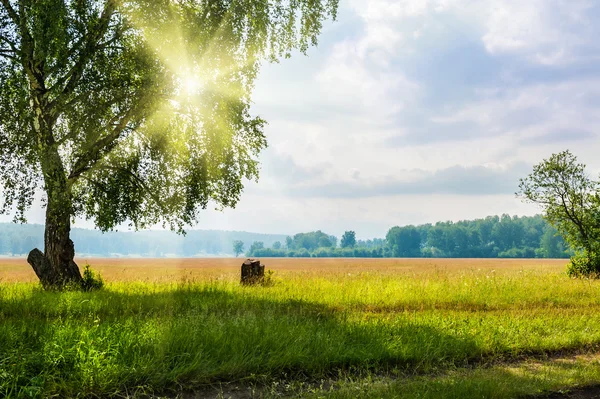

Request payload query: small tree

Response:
[272,241,281,250]
[232,240,244,257]
[517,150,600,277]
[340,231,356,248]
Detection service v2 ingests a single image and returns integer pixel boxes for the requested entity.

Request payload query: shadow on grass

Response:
[0,284,481,397]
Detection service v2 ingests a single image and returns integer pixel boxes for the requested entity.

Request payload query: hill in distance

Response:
[0,223,287,257]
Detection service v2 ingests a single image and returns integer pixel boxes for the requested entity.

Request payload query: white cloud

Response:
[316,39,419,121]
[480,0,594,65]
[427,78,600,167]
[349,0,600,66]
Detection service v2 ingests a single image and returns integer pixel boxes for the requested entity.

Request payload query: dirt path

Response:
[161,351,600,399]
[537,385,600,398]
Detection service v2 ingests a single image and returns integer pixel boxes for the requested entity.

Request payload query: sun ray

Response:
[124,2,259,109]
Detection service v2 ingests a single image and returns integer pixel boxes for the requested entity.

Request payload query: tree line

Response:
[0,214,569,259]
[245,214,569,259]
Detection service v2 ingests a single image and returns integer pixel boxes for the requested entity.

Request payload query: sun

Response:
[182,75,202,96]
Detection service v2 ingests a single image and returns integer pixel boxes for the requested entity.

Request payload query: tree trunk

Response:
[27,149,83,289]
[23,59,83,289]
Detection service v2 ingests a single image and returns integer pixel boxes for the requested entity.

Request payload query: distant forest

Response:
[247,214,570,259]
[0,214,569,258]
[0,224,287,257]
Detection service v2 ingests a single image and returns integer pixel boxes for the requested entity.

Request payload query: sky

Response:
[7,0,600,239]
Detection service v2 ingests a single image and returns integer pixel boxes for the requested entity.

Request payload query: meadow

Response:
[2,257,600,398]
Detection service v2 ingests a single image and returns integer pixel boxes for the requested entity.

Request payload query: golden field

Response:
[0,256,569,283]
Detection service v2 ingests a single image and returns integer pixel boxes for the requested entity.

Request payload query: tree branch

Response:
[0,48,18,61]
[94,165,169,215]
[559,191,590,249]
[48,0,118,118]
[67,106,138,182]
[0,35,19,55]
[0,0,19,25]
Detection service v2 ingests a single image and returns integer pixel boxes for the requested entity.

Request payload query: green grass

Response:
[2,267,600,397]
[295,353,600,399]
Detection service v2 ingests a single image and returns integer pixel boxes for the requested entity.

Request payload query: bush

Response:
[567,252,600,278]
[262,269,276,287]
[81,263,104,291]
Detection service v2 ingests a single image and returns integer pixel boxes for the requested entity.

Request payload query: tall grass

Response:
[1,265,599,397]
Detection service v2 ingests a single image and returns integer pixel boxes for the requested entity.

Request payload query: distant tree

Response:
[233,240,244,257]
[272,241,282,250]
[248,241,264,255]
[341,231,356,248]
[318,236,333,248]
[285,236,293,249]
[328,235,338,248]
[0,0,338,289]
[288,231,335,251]
[539,226,565,259]
[386,226,421,257]
[518,150,600,277]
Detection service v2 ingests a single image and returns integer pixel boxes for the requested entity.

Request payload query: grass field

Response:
[2,257,600,398]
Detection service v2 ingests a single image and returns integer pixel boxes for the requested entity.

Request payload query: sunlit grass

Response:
[1,259,599,397]
[302,353,600,399]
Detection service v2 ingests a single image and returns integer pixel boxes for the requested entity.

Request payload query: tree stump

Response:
[241,258,265,285]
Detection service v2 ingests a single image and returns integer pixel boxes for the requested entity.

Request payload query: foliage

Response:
[247,241,264,255]
[249,246,386,258]
[341,230,356,248]
[567,251,600,279]
[387,226,421,257]
[285,230,337,252]
[356,238,386,249]
[246,215,570,259]
[232,240,244,257]
[518,151,600,277]
[262,269,275,287]
[81,263,104,291]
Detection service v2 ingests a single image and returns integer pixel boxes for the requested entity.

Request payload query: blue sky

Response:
[8,0,600,239]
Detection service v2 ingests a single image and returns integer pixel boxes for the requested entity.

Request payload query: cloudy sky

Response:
[197,0,600,239]
[8,0,600,239]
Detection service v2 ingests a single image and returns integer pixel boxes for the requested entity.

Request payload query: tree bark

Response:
[17,18,84,289]
[27,146,83,289]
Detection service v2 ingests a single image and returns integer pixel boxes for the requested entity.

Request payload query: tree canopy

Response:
[340,230,356,248]
[232,239,244,257]
[0,0,338,230]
